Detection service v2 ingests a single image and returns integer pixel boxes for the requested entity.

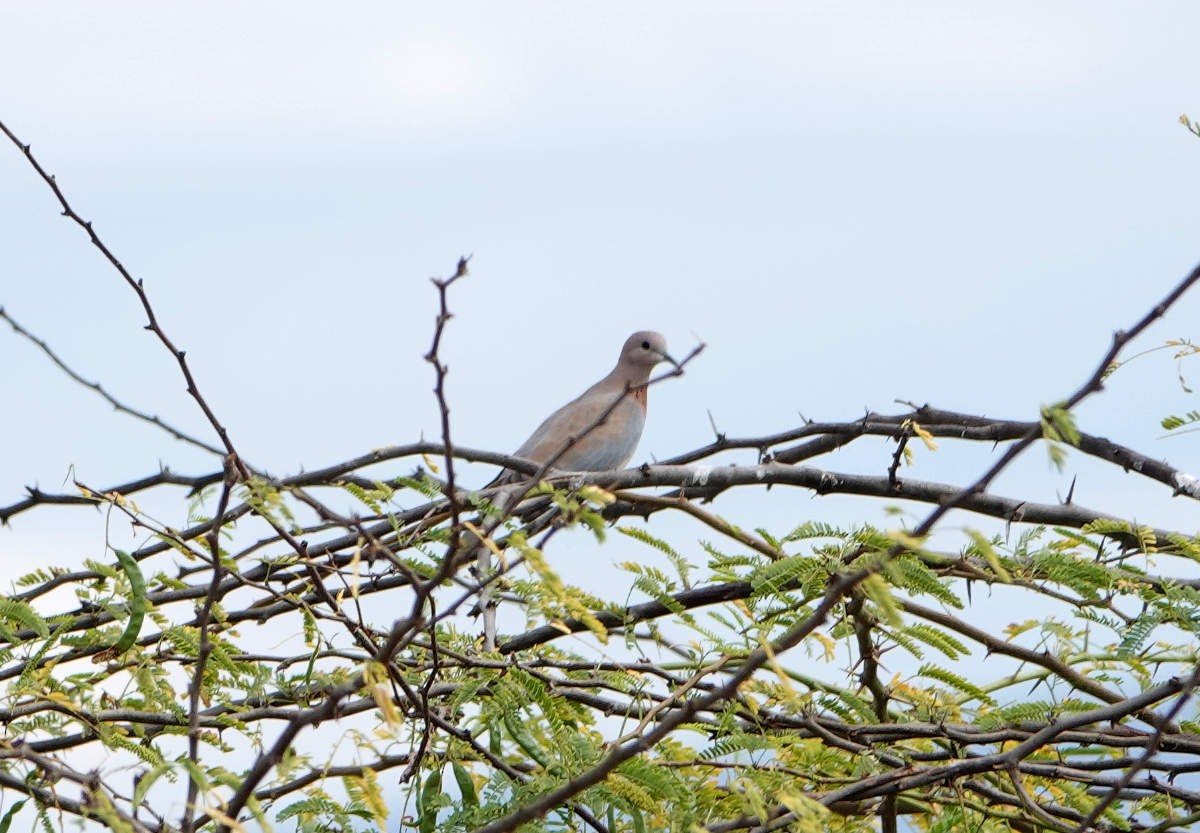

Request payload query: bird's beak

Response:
[659,350,680,369]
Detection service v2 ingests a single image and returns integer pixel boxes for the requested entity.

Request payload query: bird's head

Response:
[619,331,677,372]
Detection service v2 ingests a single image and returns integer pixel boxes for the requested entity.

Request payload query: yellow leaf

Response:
[885,529,928,551]
[910,421,939,451]
[358,768,388,828]
[462,521,503,557]
[348,546,362,600]
[810,631,837,662]
[763,639,803,709]
[579,611,609,643]
[778,791,831,820]
[46,691,80,713]
[371,683,400,727]
[577,485,616,506]
[202,804,247,833]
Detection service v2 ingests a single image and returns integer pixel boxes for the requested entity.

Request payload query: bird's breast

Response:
[632,384,648,411]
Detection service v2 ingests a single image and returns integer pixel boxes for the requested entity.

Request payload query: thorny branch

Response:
[425,255,472,549]
[0,119,241,465]
[182,457,239,833]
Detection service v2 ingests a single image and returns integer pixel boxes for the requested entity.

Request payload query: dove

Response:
[494,331,676,483]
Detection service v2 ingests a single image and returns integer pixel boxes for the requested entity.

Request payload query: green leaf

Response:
[0,801,27,833]
[133,763,174,809]
[111,550,147,655]
[901,622,969,660]
[418,768,443,833]
[1041,402,1081,446]
[0,598,50,639]
[966,529,1011,582]
[1118,611,1161,658]
[1162,410,1200,431]
[861,573,902,627]
[918,663,996,706]
[451,761,478,808]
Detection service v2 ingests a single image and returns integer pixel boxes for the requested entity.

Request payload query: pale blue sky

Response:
[4,2,1200,582]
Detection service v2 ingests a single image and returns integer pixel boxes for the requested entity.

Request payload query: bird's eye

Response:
[641,340,650,349]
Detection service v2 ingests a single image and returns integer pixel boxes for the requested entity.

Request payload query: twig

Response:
[0,119,241,462]
[1067,663,1200,833]
[182,456,238,833]
[0,306,225,457]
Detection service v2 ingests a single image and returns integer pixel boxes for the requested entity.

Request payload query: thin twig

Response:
[0,306,225,457]
[0,119,241,461]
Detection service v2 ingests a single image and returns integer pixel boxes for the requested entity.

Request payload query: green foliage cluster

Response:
[2,457,1199,833]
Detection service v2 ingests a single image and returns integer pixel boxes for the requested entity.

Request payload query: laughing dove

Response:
[493,331,676,484]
